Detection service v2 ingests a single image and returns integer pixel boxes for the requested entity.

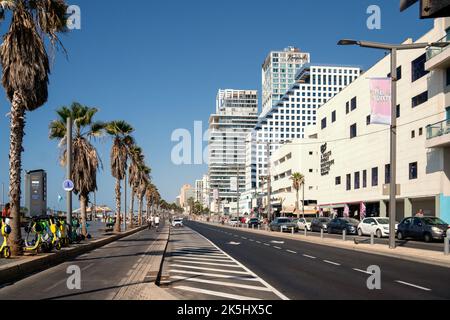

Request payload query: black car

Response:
[327,218,359,235]
[247,218,261,228]
[269,218,298,232]
[311,217,331,232]
[397,217,449,242]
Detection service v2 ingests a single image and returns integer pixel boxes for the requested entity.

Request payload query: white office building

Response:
[208,89,259,215]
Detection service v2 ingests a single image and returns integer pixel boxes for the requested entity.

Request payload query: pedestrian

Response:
[150,215,154,229]
[2,203,10,219]
[154,215,160,232]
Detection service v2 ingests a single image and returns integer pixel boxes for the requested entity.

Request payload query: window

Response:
[411,130,416,139]
[350,123,357,139]
[346,174,351,191]
[412,91,428,108]
[372,167,378,187]
[387,66,402,80]
[446,67,450,86]
[354,172,360,190]
[350,97,357,111]
[385,164,391,184]
[321,117,327,129]
[409,162,418,180]
[366,115,371,126]
[396,105,401,118]
[411,53,429,82]
[419,128,423,136]
[335,176,341,186]
[346,102,350,114]
[332,111,336,123]
[363,170,367,188]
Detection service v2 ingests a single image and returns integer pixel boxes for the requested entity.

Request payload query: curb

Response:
[0,226,148,286]
[198,221,450,269]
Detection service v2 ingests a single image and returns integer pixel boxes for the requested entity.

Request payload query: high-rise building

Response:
[195,179,204,203]
[208,89,259,214]
[246,63,362,194]
[25,170,47,217]
[179,184,193,208]
[261,47,310,116]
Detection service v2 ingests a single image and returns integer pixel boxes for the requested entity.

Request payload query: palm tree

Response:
[145,184,159,221]
[105,121,134,233]
[137,165,151,226]
[49,103,104,236]
[291,173,305,219]
[0,0,69,255]
[128,146,144,228]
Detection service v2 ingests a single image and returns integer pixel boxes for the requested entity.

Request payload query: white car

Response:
[228,218,240,227]
[357,217,398,238]
[297,218,313,231]
[172,218,184,228]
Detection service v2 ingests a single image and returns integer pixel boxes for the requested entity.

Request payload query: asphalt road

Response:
[186,221,450,300]
[0,224,163,300]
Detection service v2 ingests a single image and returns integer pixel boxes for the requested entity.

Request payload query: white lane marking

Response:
[170,264,249,275]
[256,241,261,244]
[323,260,341,266]
[171,260,241,268]
[303,254,317,259]
[171,276,272,292]
[249,239,255,242]
[169,270,259,281]
[271,241,285,244]
[395,281,432,292]
[287,250,297,254]
[273,246,282,250]
[172,251,224,257]
[241,237,247,240]
[174,286,261,301]
[170,256,232,263]
[264,243,270,246]
[227,242,241,246]
[193,228,290,300]
[170,253,227,260]
[353,268,371,275]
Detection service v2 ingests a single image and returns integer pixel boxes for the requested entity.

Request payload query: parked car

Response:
[172,218,184,228]
[247,218,261,228]
[311,217,331,232]
[357,217,398,238]
[229,218,240,227]
[397,217,449,242]
[327,218,359,235]
[269,218,298,233]
[296,217,313,231]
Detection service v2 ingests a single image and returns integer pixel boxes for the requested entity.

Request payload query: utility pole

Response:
[389,48,398,250]
[1,182,4,209]
[124,173,127,231]
[236,165,240,219]
[66,117,73,235]
[266,142,272,223]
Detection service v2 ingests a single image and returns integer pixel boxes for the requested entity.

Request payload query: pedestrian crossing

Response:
[161,227,288,300]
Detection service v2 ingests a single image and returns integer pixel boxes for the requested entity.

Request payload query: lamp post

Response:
[337,39,450,249]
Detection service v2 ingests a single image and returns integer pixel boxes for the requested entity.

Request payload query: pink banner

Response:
[370,78,392,125]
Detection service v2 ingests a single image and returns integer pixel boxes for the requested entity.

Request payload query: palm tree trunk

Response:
[302,184,305,219]
[129,189,135,228]
[8,92,25,256]
[80,194,88,236]
[296,189,300,219]
[138,196,143,226]
[114,179,121,233]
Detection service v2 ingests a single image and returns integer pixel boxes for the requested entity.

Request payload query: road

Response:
[175,221,450,300]
[0,224,166,300]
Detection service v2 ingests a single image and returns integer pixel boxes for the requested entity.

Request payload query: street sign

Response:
[63,179,75,192]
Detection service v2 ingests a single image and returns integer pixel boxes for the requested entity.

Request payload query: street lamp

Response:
[338,39,450,249]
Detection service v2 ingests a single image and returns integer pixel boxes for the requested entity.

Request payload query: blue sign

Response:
[63,179,75,192]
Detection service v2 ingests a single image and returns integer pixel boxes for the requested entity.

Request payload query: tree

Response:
[127,146,144,228]
[1,0,69,255]
[137,165,151,226]
[105,121,134,233]
[187,197,195,216]
[49,103,104,236]
[291,173,305,219]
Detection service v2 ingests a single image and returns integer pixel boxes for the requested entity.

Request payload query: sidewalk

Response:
[0,225,150,285]
[200,221,450,269]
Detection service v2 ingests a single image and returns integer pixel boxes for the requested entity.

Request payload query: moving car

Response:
[310,217,331,232]
[357,217,398,238]
[247,218,261,228]
[172,218,184,228]
[397,217,449,242]
[296,217,313,231]
[327,218,359,235]
[269,218,298,233]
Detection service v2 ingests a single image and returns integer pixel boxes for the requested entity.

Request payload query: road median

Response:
[198,221,450,269]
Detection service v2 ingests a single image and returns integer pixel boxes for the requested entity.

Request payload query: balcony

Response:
[425,34,450,71]
[426,119,450,148]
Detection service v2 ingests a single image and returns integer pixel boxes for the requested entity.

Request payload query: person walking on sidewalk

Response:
[154,215,160,232]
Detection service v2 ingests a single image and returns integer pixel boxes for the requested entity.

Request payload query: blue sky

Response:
[0,0,433,210]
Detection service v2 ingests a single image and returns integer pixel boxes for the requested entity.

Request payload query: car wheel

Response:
[376,229,383,239]
[397,231,404,240]
[424,233,432,243]
[358,228,363,237]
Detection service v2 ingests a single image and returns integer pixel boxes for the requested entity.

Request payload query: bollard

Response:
[445,237,449,256]
[292,227,295,235]
[304,228,307,237]
[321,228,324,239]
[343,229,347,242]
[370,231,375,245]
[258,224,260,231]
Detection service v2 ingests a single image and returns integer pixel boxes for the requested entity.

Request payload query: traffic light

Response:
[400,0,450,19]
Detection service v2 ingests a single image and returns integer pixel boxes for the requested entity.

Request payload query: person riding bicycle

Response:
[154,215,160,232]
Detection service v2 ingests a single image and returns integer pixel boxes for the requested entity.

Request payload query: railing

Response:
[427,119,450,140]
[427,34,450,61]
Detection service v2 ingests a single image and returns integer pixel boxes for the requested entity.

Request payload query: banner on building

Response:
[370,78,392,125]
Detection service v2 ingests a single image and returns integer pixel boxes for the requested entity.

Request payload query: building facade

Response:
[208,89,259,215]
[312,18,450,223]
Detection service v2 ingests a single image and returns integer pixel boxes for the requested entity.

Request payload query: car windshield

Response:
[376,218,389,225]
[345,218,360,225]
[320,218,330,222]
[277,219,291,224]
[422,217,447,225]
[306,218,314,222]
